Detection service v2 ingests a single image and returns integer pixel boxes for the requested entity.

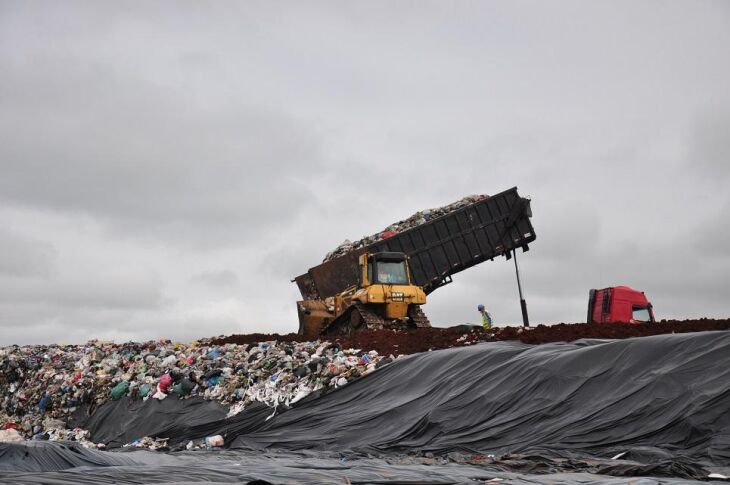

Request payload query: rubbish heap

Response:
[0,338,394,445]
[323,194,488,262]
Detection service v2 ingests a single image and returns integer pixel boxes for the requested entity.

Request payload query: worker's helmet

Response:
[477,304,485,311]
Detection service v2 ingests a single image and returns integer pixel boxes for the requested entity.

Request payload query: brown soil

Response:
[210,319,730,356]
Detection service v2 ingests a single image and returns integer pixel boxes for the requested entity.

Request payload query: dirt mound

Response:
[518,318,730,344]
[211,318,730,356]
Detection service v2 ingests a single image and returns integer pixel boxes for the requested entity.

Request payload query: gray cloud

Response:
[0,228,56,277]
[191,270,238,287]
[694,200,730,259]
[0,7,325,248]
[689,108,730,180]
[0,68,324,247]
[0,267,164,310]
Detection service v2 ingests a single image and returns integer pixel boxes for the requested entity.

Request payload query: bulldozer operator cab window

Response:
[375,261,408,285]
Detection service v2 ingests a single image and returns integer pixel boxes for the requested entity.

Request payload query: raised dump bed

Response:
[294,186,536,300]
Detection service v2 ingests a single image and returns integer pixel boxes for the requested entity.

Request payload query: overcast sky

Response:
[1,1,729,345]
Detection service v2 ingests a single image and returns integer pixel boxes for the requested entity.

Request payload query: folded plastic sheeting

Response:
[70,396,275,449]
[70,395,227,448]
[0,443,715,484]
[0,440,180,472]
[233,331,730,466]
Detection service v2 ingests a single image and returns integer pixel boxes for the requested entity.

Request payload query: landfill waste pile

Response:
[0,338,393,447]
[4,318,730,449]
[323,194,488,262]
[1,330,729,484]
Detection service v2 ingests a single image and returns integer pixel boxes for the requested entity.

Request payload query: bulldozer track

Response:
[324,303,432,336]
[352,303,386,329]
[324,303,386,336]
[408,305,431,328]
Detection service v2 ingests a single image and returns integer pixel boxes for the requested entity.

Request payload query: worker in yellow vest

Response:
[477,304,493,330]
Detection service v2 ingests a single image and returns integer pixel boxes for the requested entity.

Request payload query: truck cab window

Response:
[375,261,408,284]
[632,307,651,323]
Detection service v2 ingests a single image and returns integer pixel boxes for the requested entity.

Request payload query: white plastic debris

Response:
[205,435,224,447]
[0,428,24,442]
[708,473,729,479]
[226,402,246,418]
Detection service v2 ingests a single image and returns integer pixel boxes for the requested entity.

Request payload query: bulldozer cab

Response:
[361,252,411,286]
[298,251,429,337]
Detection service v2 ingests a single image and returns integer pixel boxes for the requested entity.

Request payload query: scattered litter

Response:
[708,473,729,479]
[124,436,169,450]
[205,435,224,448]
[0,428,24,442]
[0,337,394,447]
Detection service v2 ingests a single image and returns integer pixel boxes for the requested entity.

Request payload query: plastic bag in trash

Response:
[205,434,224,447]
[111,381,129,400]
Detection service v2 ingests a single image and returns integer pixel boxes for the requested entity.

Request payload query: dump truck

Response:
[587,286,655,324]
[293,187,537,337]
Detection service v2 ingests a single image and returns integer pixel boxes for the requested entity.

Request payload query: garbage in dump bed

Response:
[323,194,488,262]
[0,338,393,446]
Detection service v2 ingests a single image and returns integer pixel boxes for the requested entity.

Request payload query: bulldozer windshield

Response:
[374,260,408,285]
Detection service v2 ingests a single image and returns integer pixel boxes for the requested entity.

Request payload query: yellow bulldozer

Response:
[297,251,430,338]
[293,188,537,338]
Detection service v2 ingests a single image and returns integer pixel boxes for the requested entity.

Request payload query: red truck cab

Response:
[587,286,655,324]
